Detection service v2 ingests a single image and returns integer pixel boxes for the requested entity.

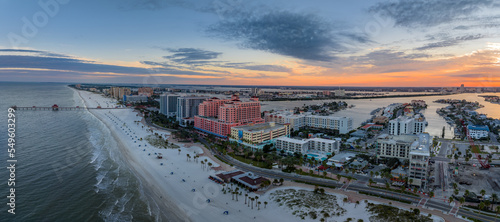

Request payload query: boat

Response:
[157,153,163,159]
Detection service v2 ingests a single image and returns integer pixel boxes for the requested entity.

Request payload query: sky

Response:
[1,0,500,87]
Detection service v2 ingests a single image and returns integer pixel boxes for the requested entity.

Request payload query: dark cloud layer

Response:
[0,50,219,76]
[370,0,495,28]
[207,11,367,61]
[162,48,222,64]
[415,34,484,50]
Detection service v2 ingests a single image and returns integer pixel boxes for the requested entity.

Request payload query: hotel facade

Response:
[194,95,264,138]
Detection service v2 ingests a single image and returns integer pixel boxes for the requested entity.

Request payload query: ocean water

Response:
[0,83,156,221]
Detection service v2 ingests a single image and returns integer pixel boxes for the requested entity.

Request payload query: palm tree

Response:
[250,198,254,209]
[479,202,485,211]
[465,190,470,197]
[481,189,486,197]
[485,200,491,211]
[235,188,239,201]
[186,153,190,161]
[429,191,434,199]
[323,171,327,178]
[258,201,261,210]
[453,183,458,190]
[178,149,181,155]
[245,194,248,204]
[375,171,380,178]
[355,200,360,208]
[279,178,284,185]
[460,197,465,205]
[337,174,342,181]
[449,196,454,205]
[492,193,498,204]
[208,162,212,170]
[264,201,267,208]
[385,182,390,189]
[255,196,259,207]
[343,197,348,206]
[368,179,374,186]
[309,169,314,175]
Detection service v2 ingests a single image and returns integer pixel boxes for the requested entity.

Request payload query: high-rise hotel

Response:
[194,95,265,138]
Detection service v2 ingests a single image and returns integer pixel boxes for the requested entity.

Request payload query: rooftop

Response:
[232,122,287,133]
[467,125,490,131]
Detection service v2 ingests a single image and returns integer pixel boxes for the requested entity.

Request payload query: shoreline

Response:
[72,88,189,222]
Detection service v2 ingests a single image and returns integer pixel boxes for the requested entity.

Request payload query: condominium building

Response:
[275,137,339,154]
[388,114,426,135]
[194,95,264,138]
[376,133,430,188]
[264,111,352,134]
[160,94,179,117]
[409,134,430,187]
[230,122,290,145]
[138,87,154,97]
[177,96,208,122]
[110,87,131,101]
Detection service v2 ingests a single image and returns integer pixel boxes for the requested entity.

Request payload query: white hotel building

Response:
[264,111,353,134]
[275,137,340,155]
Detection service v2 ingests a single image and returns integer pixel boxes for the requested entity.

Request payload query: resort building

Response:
[275,137,340,155]
[194,95,264,138]
[177,96,208,124]
[264,111,353,134]
[467,125,490,139]
[160,94,179,117]
[230,122,290,148]
[388,114,426,135]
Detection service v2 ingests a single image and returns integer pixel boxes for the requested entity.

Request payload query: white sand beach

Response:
[74,88,448,222]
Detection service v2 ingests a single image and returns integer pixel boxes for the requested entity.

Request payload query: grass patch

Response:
[358,191,412,204]
[214,155,232,166]
[293,180,339,189]
[230,154,272,169]
[368,185,419,197]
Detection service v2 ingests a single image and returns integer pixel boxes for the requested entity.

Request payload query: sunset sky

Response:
[1,0,500,87]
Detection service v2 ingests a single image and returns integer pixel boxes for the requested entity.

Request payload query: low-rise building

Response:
[123,95,148,103]
[467,125,490,139]
[264,111,352,134]
[275,137,339,155]
[326,152,356,168]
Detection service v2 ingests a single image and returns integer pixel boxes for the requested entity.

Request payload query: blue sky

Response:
[1,0,500,86]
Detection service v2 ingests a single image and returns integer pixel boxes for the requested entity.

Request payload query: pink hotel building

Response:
[194,95,265,138]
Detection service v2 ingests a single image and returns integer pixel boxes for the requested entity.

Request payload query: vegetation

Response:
[271,189,346,220]
[365,203,432,222]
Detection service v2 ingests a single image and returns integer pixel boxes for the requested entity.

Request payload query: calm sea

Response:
[0,82,156,222]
